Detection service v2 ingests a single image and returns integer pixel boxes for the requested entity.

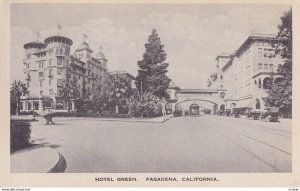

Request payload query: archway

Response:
[263,77,272,89]
[175,99,218,115]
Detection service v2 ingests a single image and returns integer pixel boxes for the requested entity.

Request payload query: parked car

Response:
[225,109,231,117]
[260,107,280,122]
[247,111,261,120]
[173,110,183,117]
[231,108,240,118]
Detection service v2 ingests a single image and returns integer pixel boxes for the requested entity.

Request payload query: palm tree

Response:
[107,73,134,114]
[59,79,80,112]
[10,80,28,115]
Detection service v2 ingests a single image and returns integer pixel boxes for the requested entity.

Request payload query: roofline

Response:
[235,35,278,57]
[177,89,218,93]
[23,41,46,49]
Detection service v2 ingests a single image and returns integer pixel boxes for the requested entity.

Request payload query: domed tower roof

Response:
[95,51,106,60]
[76,41,92,52]
[44,36,73,46]
[168,80,180,90]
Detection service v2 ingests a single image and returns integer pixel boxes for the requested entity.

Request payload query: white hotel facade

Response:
[207,34,284,114]
[20,35,108,112]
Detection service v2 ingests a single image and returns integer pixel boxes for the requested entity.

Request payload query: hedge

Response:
[10,120,31,152]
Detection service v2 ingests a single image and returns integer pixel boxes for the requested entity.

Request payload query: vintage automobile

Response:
[246,111,261,120]
[189,104,200,116]
[225,109,231,117]
[231,108,240,118]
[260,107,280,122]
[173,110,183,117]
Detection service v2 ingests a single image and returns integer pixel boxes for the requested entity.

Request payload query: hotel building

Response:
[207,34,283,113]
[20,35,108,112]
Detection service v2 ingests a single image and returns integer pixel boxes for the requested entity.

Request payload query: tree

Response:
[126,89,161,118]
[10,80,28,115]
[88,76,111,113]
[264,9,292,115]
[106,73,134,113]
[135,29,171,99]
[59,79,80,112]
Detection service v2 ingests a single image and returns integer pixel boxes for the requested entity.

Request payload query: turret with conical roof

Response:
[94,45,107,70]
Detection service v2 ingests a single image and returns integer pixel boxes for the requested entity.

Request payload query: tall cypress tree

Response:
[135,29,171,99]
[264,9,292,115]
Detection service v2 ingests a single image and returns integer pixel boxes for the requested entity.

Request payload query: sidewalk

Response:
[11,145,59,173]
[35,114,173,123]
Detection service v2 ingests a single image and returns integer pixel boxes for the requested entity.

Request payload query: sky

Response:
[11,3,290,88]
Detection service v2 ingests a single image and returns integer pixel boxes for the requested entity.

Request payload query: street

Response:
[29,115,292,173]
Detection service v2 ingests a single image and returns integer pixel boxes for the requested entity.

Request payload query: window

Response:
[56,48,59,54]
[258,48,262,55]
[49,69,54,77]
[39,62,44,68]
[57,79,62,86]
[39,71,44,78]
[40,91,43,96]
[57,57,63,65]
[27,102,32,110]
[49,79,53,86]
[57,68,62,75]
[40,80,43,87]
[258,78,261,88]
[60,49,63,55]
[269,64,273,71]
[258,63,262,70]
[49,59,52,66]
[49,89,53,95]
[264,64,268,70]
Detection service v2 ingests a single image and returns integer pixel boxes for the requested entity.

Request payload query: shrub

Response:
[10,120,31,152]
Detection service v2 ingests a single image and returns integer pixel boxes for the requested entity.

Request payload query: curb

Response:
[48,152,67,173]
[53,115,174,123]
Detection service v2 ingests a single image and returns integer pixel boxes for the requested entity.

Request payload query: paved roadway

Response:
[29,115,292,173]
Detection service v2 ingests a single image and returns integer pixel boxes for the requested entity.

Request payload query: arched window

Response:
[263,77,272,89]
[256,99,261,109]
[258,78,261,88]
[220,92,225,98]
